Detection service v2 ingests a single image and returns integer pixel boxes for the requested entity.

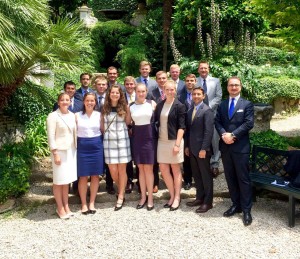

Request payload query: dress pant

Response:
[183,154,193,184]
[221,151,252,212]
[210,127,220,168]
[190,151,213,205]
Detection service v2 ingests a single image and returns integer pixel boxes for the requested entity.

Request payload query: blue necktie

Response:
[229,98,235,118]
[143,78,148,87]
[202,79,207,94]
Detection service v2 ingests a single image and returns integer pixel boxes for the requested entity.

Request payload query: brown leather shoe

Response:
[153,185,158,193]
[211,168,219,178]
[196,204,213,213]
[186,199,203,207]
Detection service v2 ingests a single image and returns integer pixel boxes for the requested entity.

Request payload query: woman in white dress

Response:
[47,93,77,219]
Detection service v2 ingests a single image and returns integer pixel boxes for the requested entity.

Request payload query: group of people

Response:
[47,60,254,226]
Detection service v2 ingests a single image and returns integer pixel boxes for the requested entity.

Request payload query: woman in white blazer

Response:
[47,93,77,219]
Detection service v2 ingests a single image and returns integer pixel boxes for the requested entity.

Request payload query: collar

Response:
[194,101,203,110]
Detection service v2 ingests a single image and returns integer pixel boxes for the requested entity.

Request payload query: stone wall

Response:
[273,98,300,117]
[0,110,24,143]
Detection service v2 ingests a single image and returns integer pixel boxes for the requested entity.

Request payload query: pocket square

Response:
[237,109,244,112]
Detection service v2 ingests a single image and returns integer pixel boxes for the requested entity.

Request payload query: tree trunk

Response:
[162,0,173,71]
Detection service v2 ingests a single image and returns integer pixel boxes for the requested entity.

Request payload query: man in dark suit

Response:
[185,87,214,212]
[148,71,168,103]
[53,81,83,113]
[135,61,158,93]
[215,76,254,226]
[107,66,125,91]
[74,73,93,101]
[94,76,116,195]
[197,61,222,177]
[169,64,185,93]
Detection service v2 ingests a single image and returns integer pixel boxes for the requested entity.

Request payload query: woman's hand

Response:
[173,145,180,155]
[54,154,61,165]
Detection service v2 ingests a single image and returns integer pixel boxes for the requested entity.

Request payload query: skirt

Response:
[51,144,77,185]
[77,136,104,177]
[157,138,184,164]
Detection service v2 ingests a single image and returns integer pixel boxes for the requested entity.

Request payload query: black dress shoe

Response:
[243,212,253,226]
[186,199,203,207]
[136,197,147,209]
[223,206,242,217]
[106,185,116,195]
[147,205,154,211]
[125,182,134,194]
[184,182,192,190]
[163,203,171,209]
[114,198,125,211]
[170,200,181,211]
[196,204,212,213]
[81,210,90,215]
[89,209,96,214]
[211,168,220,178]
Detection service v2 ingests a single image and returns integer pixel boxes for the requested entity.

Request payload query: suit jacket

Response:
[148,87,163,104]
[176,79,185,94]
[74,87,94,101]
[154,98,186,140]
[186,103,214,156]
[53,98,83,113]
[178,87,209,111]
[196,75,222,113]
[135,77,158,93]
[215,97,254,153]
[46,109,77,151]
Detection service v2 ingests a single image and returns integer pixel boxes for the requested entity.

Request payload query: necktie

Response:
[187,92,191,104]
[161,91,165,100]
[143,78,148,87]
[71,98,74,110]
[98,96,103,108]
[83,89,88,96]
[202,79,207,94]
[192,106,197,121]
[228,98,235,118]
[129,94,134,104]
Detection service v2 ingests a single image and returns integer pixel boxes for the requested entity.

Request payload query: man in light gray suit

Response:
[169,64,185,93]
[135,60,158,93]
[196,61,222,177]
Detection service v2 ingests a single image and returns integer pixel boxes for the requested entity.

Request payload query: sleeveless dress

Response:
[130,100,156,164]
[103,107,131,164]
[157,102,184,164]
[76,111,104,176]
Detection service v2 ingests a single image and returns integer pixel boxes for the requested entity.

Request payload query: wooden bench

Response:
[250,145,300,227]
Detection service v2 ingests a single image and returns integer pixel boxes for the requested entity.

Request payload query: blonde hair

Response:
[163,80,177,91]
[139,60,152,69]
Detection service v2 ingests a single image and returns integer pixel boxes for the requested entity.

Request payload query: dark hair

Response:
[107,66,118,73]
[102,85,127,117]
[227,76,242,86]
[82,92,97,115]
[57,93,70,102]
[192,86,205,95]
[80,73,91,80]
[63,81,76,90]
[185,74,197,80]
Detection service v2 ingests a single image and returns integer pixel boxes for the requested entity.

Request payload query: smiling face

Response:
[192,88,205,106]
[227,78,242,98]
[185,76,197,91]
[198,62,209,79]
[164,81,176,100]
[139,65,151,78]
[64,84,76,98]
[156,72,168,89]
[135,84,147,102]
[58,93,71,111]
[83,94,96,111]
[95,80,108,95]
[107,68,118,83]
[124,80,136,95]
[170,65,180,81]
[80,74,90,88]
[109,86,121,104]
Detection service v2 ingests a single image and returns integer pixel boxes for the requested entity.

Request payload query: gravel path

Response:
[0,114,300,258]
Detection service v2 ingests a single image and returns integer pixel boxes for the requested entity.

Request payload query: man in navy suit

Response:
[135,61,158,93]
[53,81,83,113]
[215,76,254,226]
[74,73,93,101]
[169,64,185,93]
[197,61,222,177]
[185,87,214,212]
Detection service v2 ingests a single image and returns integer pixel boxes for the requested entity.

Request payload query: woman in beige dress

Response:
[154,80,186,211]
[47,93,77,219]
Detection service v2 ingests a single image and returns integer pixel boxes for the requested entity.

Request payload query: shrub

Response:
[250,130,288,151]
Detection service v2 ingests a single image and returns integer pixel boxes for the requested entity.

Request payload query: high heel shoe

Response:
[147,205,154,211]
[136,197,148,209]
[114,198,125,211]
[163,203,172,209]
[170,200,181,211]
[56,210,70,219]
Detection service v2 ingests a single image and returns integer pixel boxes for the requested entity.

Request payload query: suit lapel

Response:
[229,97,242,120]
[191,103,204,125]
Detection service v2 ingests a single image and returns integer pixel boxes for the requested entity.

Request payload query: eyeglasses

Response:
[228,84,240,87]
